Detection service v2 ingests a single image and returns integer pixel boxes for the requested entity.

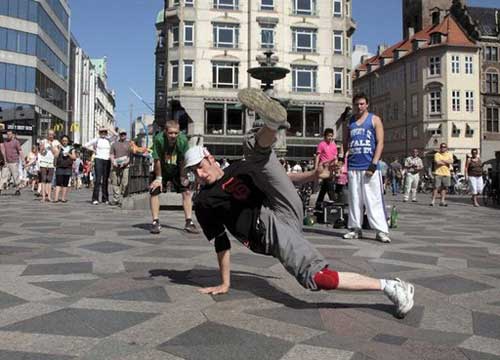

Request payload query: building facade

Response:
[68,37,116,145]
[0,0,70,151]
[156,0,355,160]
[354,13,480,173]
[450,3,500,170]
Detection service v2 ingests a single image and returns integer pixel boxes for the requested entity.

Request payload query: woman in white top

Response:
[84,127,112,205]
[38,130,61,202]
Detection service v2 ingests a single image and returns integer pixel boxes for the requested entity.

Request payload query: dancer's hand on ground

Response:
[199,284,230,295]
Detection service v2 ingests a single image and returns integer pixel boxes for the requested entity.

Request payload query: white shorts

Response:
[468,176,483,195]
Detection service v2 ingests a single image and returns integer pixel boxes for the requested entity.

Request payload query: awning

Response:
[427,123,441,131]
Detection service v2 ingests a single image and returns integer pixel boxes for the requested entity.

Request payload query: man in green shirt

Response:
[149,120,199,234]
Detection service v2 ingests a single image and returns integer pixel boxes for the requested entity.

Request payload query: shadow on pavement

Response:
[149,268,396,317]
[133,223,185,232]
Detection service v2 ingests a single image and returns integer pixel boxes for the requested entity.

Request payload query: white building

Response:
[157,0,356,159]
[351,44,373,69]
[68,38,115,145]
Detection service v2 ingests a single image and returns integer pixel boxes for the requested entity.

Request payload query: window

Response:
[452,90,460,112]
[429,56,441,76]
[305,107,322,137]
[171,61,179,88]
[410,62,418,82]
[158,62,165,80]
[451,55,460,74]
[465,56,473,74]
[184,22,194,46]
[429,91,441,114]
[411,94,418,117]
[485,46,498,62]
[260,24,274,49]
[430,33,441,45]
[486,107,499,132]
[333,31,343,55]
[214,0,239,10]
[157,91,165,104]
[205,103,224,134]
[172,25,179,47]
[261,0,274,10]
[452,123,460,137]
[333,0,342,16]
[346,70,351,93]
[185,0,194,6]
[226,104,244,134]
[287,107,303,137]
[486,72,499,94]
[6,63,16,90]
[292,65,317,92]
[292,28,316,53]
[213,23,239,48]
[465,124,474,137]
[393,102,399,121]
[294,0,315,15]
[334,67,342,93]
[212,62,239,88]
[465,91,474,112]
[184,60,193,87]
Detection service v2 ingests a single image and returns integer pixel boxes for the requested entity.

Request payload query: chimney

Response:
[408,27,415,38]
[377,44,388,56]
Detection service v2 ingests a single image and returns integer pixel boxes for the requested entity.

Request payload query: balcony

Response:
[347,17,356,37]
[164,7,180,25]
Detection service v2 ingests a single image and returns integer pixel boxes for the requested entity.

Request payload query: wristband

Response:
[367,163,377,173]
[155,176,163,181]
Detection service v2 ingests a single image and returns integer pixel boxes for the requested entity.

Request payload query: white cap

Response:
[184,146,211,169]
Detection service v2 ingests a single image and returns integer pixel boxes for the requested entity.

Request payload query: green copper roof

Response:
[156,9,164,24]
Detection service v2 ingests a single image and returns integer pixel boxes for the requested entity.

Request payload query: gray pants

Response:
[111,166,129,204]
[243,132,328,290]
[0,163,20,189]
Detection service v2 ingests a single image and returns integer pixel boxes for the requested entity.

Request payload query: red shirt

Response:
[3,139,22,163]
[316,140,338,164]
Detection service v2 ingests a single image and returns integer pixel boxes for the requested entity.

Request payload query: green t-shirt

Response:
[152,132,189,177]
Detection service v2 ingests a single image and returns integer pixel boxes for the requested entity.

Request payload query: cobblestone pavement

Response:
[0,188,500,360]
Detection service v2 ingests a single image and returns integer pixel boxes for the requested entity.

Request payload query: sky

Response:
[70,0,500,129]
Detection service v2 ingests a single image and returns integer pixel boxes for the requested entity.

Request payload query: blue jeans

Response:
[392,177,400,194]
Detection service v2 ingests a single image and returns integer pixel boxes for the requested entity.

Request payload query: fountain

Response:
[247,50,290,157]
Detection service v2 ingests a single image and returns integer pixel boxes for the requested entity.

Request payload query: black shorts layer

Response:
[39,167,54,183]
[56,174,71,187]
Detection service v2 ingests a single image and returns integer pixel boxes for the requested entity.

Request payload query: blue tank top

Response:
[348,113,377,171]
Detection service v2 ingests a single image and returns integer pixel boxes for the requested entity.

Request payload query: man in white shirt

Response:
[84,127,112,205]
[38,130,60,202]
[403,149,423,202]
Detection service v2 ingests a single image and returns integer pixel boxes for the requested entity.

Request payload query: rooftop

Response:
[466,6,500,37]
[355,14,476,79]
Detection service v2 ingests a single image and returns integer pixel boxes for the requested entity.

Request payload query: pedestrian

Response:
[334,156,348,203]
[53,135,76,203]
[149,120,199,234]
[82,158,92,188]
[38,130,61,202]
[110,129,132,206]
[84,127,112,205]
[430,143,453,207]
[25,145,40,193]
[465,148,483,207]
[403,149,423,202]
[314,128,338,209]
[342,93,391,243]
[185,88,414,318]
[72,152,83,190]
[0,130,24,195]
[389,159,403,196]
[292,161,302,173]
[378,159,388,194]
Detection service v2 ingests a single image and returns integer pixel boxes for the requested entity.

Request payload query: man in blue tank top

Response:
[343,93,391,243]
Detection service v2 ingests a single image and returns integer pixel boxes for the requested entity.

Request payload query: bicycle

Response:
[483,177,498,206]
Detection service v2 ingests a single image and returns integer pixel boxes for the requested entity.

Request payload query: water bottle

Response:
[390,206,398,228]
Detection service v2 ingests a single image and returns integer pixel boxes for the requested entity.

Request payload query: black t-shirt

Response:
[194,161,265,247]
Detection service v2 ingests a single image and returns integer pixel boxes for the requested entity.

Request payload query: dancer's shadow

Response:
[149,268,395,316]
[133,223,185,232]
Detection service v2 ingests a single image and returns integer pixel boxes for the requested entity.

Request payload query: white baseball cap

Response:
[184,146,211,169]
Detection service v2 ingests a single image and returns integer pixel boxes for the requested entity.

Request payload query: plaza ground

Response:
[0,188,499,359]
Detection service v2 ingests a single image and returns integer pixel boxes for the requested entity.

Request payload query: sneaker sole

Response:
[237,88,287,127]
[343,234,361,240]
[396,283,415,319]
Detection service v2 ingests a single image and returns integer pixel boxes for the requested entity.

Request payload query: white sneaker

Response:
[343,230,362,239]
[376,232,391,243]
[384,278,415,318]
[237,88,287,130]
[92,200,99,205]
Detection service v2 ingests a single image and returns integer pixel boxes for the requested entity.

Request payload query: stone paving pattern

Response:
[1,189,500,359]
